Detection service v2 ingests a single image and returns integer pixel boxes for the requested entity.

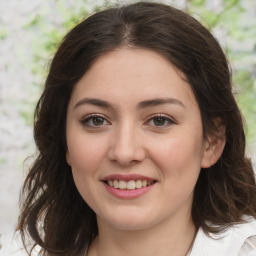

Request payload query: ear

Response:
[201,119,226,168]
[66,151,71,166]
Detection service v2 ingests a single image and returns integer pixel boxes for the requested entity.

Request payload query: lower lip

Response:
[103,182,155,199]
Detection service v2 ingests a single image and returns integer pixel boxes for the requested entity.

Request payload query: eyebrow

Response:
[137,98,185,109]
[74,98,111,110]
[73,97,185,110]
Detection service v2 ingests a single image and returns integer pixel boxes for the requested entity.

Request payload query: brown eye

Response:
[153,117,167,126]
[92,116,104,126]
[147,114,176,128]
[81,115,110,128]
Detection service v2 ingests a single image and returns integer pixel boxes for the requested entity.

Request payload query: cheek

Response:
[148,134,204,176]
[66,136,106,205]
[66,134,106,175]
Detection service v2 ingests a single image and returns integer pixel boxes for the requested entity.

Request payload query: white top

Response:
[190,216,256,256]
[1,216,256,255]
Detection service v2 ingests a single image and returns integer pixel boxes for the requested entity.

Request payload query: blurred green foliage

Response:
[188,0,256,148]
[22,1,114,79]
[0,26,8,39]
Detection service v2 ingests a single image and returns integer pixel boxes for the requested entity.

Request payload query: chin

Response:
[98,211,157,231]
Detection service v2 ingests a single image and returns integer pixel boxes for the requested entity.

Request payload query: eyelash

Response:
[80,114,110,128]
[80,114,176,129]
[146,114,176,128]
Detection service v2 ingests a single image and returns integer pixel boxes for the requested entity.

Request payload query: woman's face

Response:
[66,48,213,231]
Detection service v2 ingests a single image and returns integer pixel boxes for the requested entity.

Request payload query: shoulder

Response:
[231,216,256,256]
[190,216,256,256]
[238,236,256,256]
[0,231,41,256]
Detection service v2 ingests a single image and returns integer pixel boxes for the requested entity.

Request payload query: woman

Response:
[17,2,256,256]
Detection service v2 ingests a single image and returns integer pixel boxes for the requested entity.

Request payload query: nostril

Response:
[108,135,146,165]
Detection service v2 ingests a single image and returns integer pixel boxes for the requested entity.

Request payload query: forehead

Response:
[69,48,198,110]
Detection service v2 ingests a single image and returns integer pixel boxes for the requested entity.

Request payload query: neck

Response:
[88,214,196,256]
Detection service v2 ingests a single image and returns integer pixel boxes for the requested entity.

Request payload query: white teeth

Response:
[113,180,119,188]
[119,180,127,189]
[107,179,154,190]
[127,180,136,190]
[135,180,142,189]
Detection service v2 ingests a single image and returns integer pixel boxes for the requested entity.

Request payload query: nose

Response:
[108,122,146,166]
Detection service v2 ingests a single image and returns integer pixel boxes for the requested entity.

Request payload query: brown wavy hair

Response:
[17,2,256,255]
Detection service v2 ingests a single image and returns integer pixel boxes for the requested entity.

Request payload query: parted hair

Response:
[17,2,256,255]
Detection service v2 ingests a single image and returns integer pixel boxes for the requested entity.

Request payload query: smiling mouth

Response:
[105,179,156,190]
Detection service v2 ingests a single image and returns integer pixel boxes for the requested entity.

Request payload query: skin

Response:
[66,48,225,256]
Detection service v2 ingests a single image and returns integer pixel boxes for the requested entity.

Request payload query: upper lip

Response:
[102,174,156,182]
